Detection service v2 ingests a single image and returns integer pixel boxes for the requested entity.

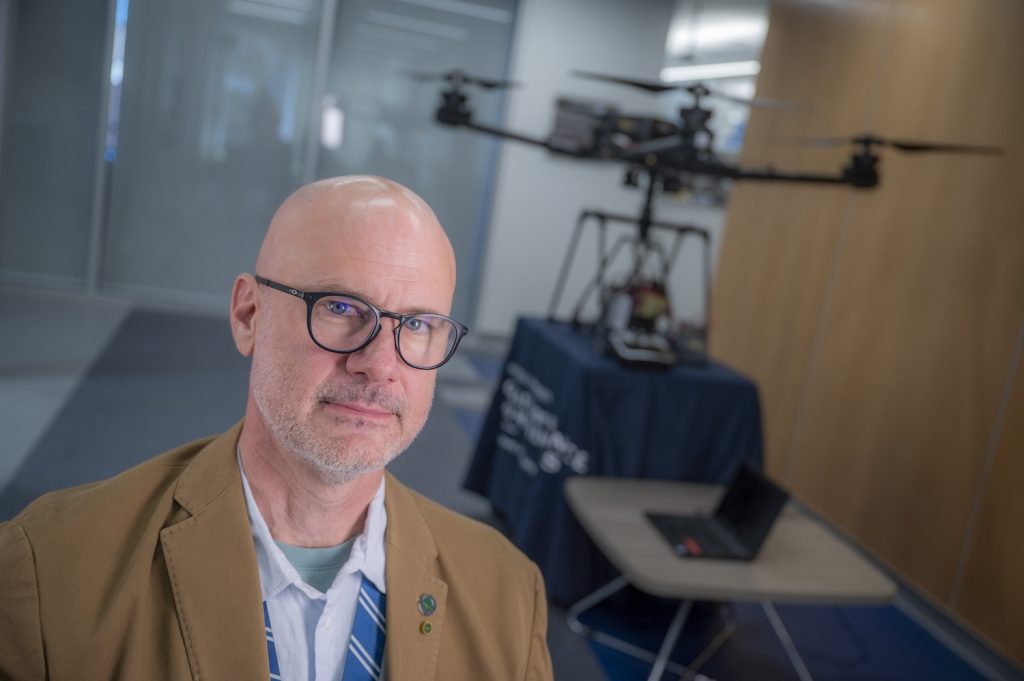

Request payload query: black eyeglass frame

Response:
[254,274,469,370]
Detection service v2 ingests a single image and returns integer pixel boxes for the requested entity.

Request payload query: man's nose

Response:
[343,323,401,381]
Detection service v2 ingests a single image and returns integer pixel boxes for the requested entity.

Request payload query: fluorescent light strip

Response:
[397,0,512,23]
[660,60,761,83]
[363,9,467,41]
[668,18,768,54]
[354,24,440,52]
[227,0,308,25]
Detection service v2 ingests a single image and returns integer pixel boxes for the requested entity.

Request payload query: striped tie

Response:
[343,576,387,681]
[261,574,386,681]
[263,600,282,681]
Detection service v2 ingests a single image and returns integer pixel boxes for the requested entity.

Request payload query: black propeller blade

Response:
[571,70,678,93]
[570,70,794,109]
[788,134,1004,156]
[410,69,517,90]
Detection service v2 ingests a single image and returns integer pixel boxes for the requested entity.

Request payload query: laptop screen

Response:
[714,463,790,554]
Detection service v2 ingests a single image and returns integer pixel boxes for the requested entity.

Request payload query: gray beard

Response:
[252,373,429,486]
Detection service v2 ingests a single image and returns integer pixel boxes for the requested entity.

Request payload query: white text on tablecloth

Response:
[497,362,590,477]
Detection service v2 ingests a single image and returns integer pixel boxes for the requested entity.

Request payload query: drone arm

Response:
[734,167,853,185]
[730,163,878,189]
[460,119,554,151]
[434,97,554,150]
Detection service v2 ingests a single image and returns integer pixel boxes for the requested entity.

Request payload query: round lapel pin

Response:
[419,621,433,635]
[417,593,437,616]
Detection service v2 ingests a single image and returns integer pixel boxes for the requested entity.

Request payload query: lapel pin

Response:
[417,593,437,616]
[419,621,433,635]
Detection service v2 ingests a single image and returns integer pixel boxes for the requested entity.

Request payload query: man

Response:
[0,177,554,680]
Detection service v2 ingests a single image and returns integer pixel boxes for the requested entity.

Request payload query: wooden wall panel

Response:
[787,0,1024,599]
[957,352,1024,660]
[711,2,893,479]
[711,0,1024,661]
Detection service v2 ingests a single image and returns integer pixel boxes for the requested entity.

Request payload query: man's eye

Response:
[405,317,428,333]
[326,300,358,316]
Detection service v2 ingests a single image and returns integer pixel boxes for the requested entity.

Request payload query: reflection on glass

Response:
[101,0,516,315]
[315,0,516,323]
[102,0,323,299]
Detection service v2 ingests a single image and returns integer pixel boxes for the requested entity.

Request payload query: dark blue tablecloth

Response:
[464,318,763,603]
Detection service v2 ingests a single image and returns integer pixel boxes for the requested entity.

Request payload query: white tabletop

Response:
[566,477,897,604]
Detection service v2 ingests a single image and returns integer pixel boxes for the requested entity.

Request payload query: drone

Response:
[423,68,1003,195]
[420,69,1003,367]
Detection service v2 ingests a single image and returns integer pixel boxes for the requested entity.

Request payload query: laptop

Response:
[646,463,790,560]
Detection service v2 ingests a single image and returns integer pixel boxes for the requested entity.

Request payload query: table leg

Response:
[762,601,814,681]
[566,577,733,680]
[566,574,630,636]
[680,619,737,681]
[646,599,692,681]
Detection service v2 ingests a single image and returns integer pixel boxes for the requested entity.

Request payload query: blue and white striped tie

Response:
[343,577,387,681]
[262,574,386,681]
[263,600,282,681]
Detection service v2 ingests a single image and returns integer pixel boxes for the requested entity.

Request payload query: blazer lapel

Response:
[383,475,448,681]
[160,423,268,680]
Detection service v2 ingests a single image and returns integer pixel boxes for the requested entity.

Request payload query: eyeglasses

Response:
[255,275,468,370]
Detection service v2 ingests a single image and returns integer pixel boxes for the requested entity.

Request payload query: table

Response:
[565,477,897,681]
[463,317,763,603]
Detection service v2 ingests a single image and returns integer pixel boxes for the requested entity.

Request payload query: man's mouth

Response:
[321,400,397,420]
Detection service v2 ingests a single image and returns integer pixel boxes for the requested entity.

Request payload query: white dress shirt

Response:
[239,452,388,681]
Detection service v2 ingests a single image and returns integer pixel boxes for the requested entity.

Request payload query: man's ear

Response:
[230,274,259,357]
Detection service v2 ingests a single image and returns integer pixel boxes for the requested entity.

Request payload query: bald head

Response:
[230,175,461,488]
[255,176,456,305]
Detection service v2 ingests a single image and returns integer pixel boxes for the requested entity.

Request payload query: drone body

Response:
[420,68,1002,368]
[426,69,1001,194]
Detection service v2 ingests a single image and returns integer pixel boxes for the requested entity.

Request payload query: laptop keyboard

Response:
[647,514,749,560]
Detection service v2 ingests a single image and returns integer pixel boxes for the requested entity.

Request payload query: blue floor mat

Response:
[580,590,987,681]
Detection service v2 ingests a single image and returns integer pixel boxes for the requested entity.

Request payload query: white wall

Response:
[473,0,729,337]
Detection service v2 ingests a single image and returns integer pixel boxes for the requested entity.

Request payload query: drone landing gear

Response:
[546,208,712,368]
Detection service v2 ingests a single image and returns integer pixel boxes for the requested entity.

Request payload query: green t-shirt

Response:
[274,538,355,593]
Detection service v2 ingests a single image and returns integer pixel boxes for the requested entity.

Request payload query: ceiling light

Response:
[660,60,761,83]
[227,0,308,25]
[363,9,467,40]
[668,18,768,55]
[396,0,512,23]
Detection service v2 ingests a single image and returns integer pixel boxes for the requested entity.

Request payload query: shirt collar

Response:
[237,448,388,599]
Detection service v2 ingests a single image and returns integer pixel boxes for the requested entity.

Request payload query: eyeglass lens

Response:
[311,295,459,368]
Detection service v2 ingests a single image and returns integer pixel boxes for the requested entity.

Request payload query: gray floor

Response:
[0,286,131,491]
[0,286,604,680]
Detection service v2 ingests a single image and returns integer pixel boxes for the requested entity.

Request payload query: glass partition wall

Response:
[0,0,516,323]
[101,0,326,306]
[314,0,515,324]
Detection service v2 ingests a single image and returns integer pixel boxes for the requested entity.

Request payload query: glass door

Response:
[100,0,516,320]
[101,0,326,303]
[313,0,517,323]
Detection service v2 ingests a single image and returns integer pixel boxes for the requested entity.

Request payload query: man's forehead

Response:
[283,189,439,248]
[256,176,456,306]
[264,200,434,263]
[291,178,431,223]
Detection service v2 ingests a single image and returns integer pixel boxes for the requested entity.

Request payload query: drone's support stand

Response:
[546,209,712,335]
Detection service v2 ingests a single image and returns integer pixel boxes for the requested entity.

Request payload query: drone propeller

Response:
[788,134,1004,156]
[410,69,517,90]
[572,70,678,93]
[570,70,793,109]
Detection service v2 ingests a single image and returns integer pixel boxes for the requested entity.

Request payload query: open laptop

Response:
[646,463,790,560]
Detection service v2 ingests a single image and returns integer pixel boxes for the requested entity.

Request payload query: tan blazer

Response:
[0,422,553,681]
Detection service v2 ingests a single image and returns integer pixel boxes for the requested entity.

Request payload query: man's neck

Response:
[238,425,383,548]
